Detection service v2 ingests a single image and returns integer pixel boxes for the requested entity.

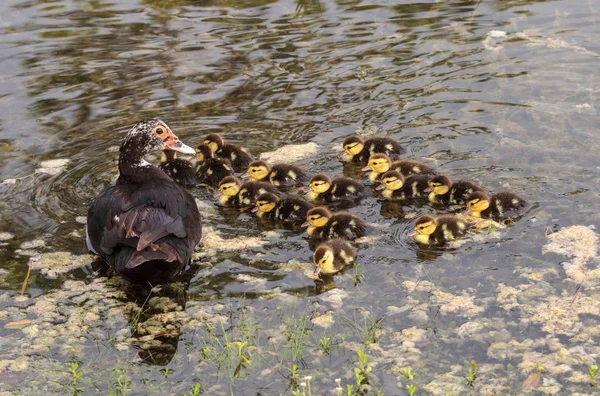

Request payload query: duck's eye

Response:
[251,169,257,173]
[155,127,164,135]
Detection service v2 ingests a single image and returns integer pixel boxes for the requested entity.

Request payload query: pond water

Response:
[0,0,599,394]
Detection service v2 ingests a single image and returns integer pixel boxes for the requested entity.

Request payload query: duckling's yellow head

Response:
[253,192,278,216]
[428,175,451,196]
[305,207,332,228]
[367,153,392,174]
[313,245,335,275]
[161,150,177,163]
[466,191,490,217]
[245,160,271,181]
[218,176,242,197]
[343,136,365,156]
[203,133,224,154]
[309,174,332,194]
[408,215,438,244]
[380,170,405,191]
[195,144,213,162]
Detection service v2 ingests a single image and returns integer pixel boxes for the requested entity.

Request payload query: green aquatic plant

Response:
[67,362,83,396]
[353,262,363,286]
[589,364,598,387]
[407,384,417,396]
[353,348,372,387]
[320,336,331,354]
[288,364,299,387]
[465,360,477,387]
[399,366,416,380]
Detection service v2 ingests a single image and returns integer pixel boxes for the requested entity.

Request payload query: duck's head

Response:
[252,192,279,215]
[302,206,332,228]
[466,190,490,217]
[428,175,451,196]
[161,150,177,163]
[195,144,214,162]
[218,176,242,197]
[309,174,332,194]
[408,215,437,244]
[120,119,194,164]
[203,133,225,154]
[342,136,366,157]
[313,245,335,275]
[376,170,405,191]
[243,160,271,181]
[362,153,392,174]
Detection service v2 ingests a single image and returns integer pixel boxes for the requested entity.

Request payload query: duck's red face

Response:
[152,122,195,154]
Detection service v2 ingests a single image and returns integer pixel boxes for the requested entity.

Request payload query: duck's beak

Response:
[424,187,431,193]
[407,231,417,237]
[164,135,195,155]
[464,209,471,215]
[313,267,322,275]
[301,221,309,228]
[375,184,385,191]
[251,206,259,213]
[361,165,371,172]
[241,172,250,179]
[213,191,223,199]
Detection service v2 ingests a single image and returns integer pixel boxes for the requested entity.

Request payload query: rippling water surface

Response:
[0,0,599,394]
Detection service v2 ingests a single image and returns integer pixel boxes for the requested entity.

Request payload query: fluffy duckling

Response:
[216,176,279,207]
[375,170,430,200]
[313,239,357,276]
[303,207,367,240]
[203,133,253,170]
[195,144,234,186]
[409,214,470,246]
[428,175,483,206]
[466,190,527,219]
[308,174,366,203]
[244,160,308,187]
[252,192,313,225]
[362,154,435,182]
[341,136,404,163]
[159,150,198,187]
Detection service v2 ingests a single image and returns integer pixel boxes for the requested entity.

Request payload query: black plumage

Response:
[204,133,253,170]
[195,144,234,187]
[254,192,313,225]
[217,176,279,207]
[467,191,527,219]
[428,175,483,205]
[159,150,198,187]
[342,136,404,163]
[246,160,308,187]
[308,174,366,203]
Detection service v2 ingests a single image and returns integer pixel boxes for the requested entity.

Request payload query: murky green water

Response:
[0,0,599,394]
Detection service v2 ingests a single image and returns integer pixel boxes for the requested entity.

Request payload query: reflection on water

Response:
[0,0,599,393]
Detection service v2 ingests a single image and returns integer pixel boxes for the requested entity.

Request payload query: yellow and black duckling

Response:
[341,136,404,163]
[428,175,483,206]
[159,150,198,187]
[302,207,367,241]
[408,214,470,246]
[362,153,435,183]
[375,170,430,200]
[252,192,313,226]
[195,144,234,187]
[465,190,527,220]
[308,174,366,203]
[203,133,253,171]
[216,176,279,207]
[313,238,357,276]
[244,160,308,187]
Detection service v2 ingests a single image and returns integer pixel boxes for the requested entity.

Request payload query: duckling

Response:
[362,154,435,182]
[409,214,469,246]
[203,133,253,171]
[195,144,234,186]
[341,136,404,163]
[313,239,357,276]
[466,190,527,219]
[308,174,366,203]
[216,176,279,207]
[244,160,308,187]
[159,150,198,187]
[375,170,430,200]
[302,207,367,240]
[252,192,313,225]
[428,175,483,206]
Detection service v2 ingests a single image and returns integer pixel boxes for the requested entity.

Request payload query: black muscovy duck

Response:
[86,119,202,284]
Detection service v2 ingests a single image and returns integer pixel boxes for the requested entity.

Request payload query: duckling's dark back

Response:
[269,164,308,186]
[232,181,279,207]
[160,158,198,187]
[391,160,436,177]
[484,191,527,219]
[218,143,253,170]
[319,212,367,240]
[430,215,469,245]
[272,195,313,224]
[441,180,483,205]
[355,137,404,162]
[321,177,366,202]
[196,158,233,186]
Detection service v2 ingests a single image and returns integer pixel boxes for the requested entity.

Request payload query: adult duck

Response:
[86,119,202,284]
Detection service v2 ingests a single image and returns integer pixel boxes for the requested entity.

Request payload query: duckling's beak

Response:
[251,206,259,213]
[213,191,222,199]
[424,187,431,193]
[241,172,250,179]
[407,231,417,237]
[361,165,371,172]
[375,184,385,191]
[464,209,471,215]
[313,267,322,275]
[301,221,309,228]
